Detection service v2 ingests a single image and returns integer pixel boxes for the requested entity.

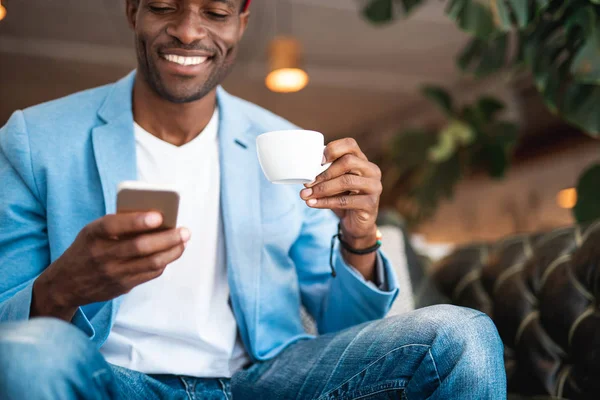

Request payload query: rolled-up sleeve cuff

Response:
[0,281,35,321]
[331,244,399,319]
[0,280,95,340]
[71,308,96,339]
[343,250,398,292]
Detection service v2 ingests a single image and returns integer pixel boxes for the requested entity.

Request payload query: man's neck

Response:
[132,77,217,147]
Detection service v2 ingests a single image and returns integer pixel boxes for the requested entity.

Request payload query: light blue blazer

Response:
[0,71,399,361]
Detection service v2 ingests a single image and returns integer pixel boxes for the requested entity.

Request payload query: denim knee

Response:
[413,305,504,374]
[0,318,105,398]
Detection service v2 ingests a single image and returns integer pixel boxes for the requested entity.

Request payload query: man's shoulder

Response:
[20,82,114,129]
[219,88,300,134]
[1,82,117,159]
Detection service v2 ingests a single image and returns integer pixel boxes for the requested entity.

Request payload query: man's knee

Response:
[411,305,501,350]
[408,305,504,376]
[383,305,503,371]
[0,318,100,398]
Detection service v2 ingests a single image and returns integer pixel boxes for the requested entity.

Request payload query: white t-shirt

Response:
[100,108,249,377]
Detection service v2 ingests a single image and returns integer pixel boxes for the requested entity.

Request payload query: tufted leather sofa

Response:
[430,221,600,399]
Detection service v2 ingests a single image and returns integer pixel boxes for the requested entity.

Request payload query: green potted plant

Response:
[363,0,600,223]
[382,86,518,226]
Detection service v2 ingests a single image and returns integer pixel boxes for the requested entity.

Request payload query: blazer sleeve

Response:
[290,206,399,334]
[0,111,115,339]
[0,111,96,336]
[0,111,51,322]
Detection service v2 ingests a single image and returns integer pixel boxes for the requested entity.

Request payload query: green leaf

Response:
[562,83,600,136]
[447,119,476,145]
[361,0,425,23]
[477,121,518,179]
[574,163,600,223]
[391,129,438,174]
[428,129,457,163]
[566,6,597,37]
[422,85,454,116]
[490,0,512,31]
[527,22,569,113]
[482,142,509,178]
[461,105,486,134]
[414,153,462,209]
[571,31,600,84]
[457,34,509,77]
[535,0,550,11]
[534,60,564,113]
[507,0,529,28]
[446,0,467,21]
[397,0,424,14]
[362,0,394,24]
[489,121,519,148]
[446,0,498,40]
[477,96,506,121]
[458,38,484,71]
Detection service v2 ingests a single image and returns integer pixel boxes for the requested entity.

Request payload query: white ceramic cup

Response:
[257,130,327,184]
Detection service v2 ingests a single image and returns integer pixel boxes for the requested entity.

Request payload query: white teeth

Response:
[163,54,208,66]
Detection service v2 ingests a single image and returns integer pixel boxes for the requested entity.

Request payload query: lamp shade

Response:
[0,3,6,21]
[266,36,309,93]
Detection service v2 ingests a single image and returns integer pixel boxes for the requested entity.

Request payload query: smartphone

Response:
[116,181,180,230]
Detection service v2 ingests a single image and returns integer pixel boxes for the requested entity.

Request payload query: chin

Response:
[154,79,214,104]
[160,89,208,104]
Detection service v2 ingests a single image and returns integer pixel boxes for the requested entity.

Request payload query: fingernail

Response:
[307,199,317,206]
[180,228,191,242]
[305,179,317,188]
[301,188,313,198]
[322,155,327,165]
[145,213,162,227]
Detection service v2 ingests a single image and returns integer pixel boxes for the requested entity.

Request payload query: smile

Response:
[162,54,209,66]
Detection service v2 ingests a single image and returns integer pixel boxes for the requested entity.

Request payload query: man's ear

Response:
[126,0,139,30]
[238,11,250,41]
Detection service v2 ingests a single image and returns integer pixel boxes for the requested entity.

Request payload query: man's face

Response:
[128,0,249,103]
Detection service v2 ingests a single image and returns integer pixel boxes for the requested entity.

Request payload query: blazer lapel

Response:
[217,87,263,353]
[89,71,137,342]
[92,71,138,215]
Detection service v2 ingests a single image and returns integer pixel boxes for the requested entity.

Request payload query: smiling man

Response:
[0,1,506,399]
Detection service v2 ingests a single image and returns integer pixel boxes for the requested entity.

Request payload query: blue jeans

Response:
[0,305,506,399]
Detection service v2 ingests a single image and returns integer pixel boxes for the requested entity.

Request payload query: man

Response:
[0,0,506,398]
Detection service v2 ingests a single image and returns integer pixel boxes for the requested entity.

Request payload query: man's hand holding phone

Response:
[31,184,188,322]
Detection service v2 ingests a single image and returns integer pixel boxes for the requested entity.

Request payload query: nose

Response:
[166,10,208,45]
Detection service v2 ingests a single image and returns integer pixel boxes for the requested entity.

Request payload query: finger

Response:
[121,242,187,277]
[301,175,381,200]
[323,138,368,165]
[91,212,163,238]
[111,227,191,260]
[305,194,378,210]
[306,155,380,188]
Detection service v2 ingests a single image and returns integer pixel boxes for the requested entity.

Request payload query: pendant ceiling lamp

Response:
[266,37,309,93]
[265,0,308,93]
[0,1,7,21]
